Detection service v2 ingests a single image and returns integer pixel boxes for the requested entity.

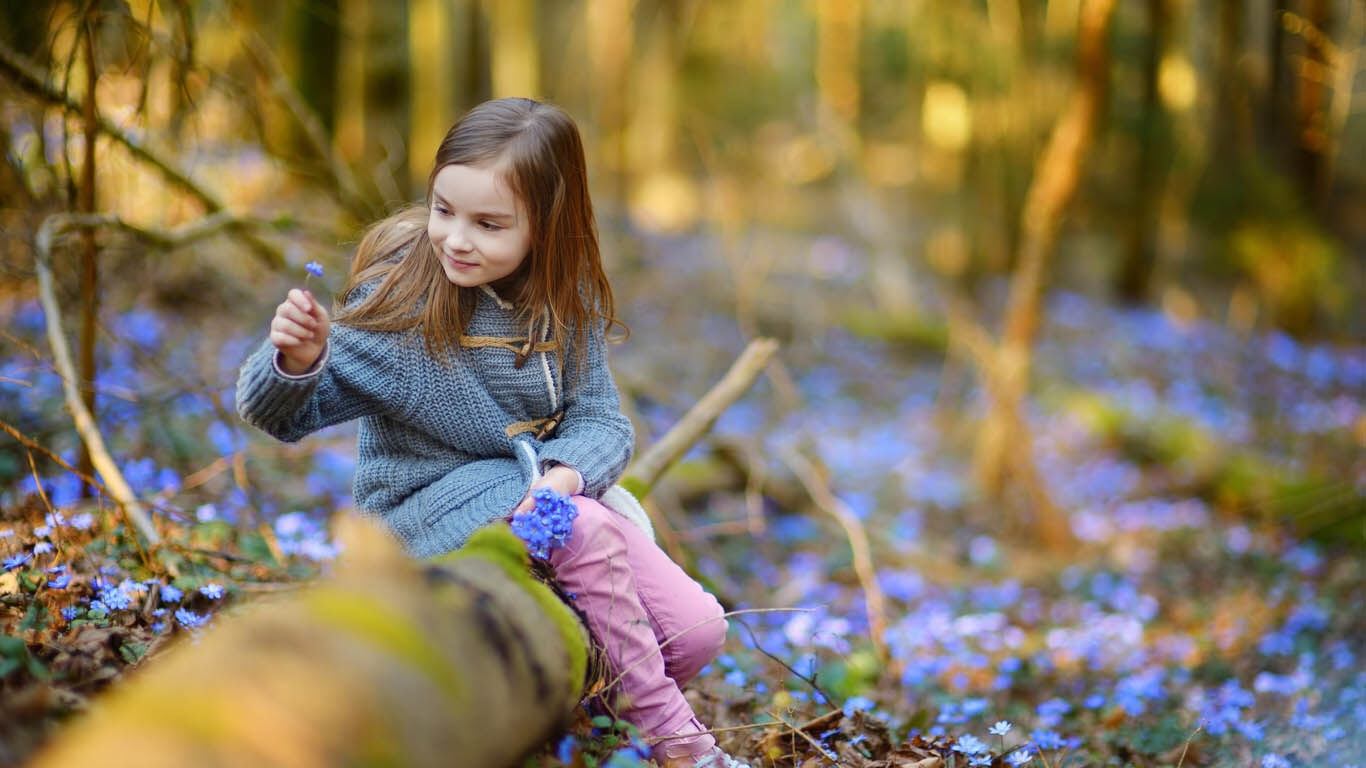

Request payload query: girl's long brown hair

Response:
[334,98,623,382]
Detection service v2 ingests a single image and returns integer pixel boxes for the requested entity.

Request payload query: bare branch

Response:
[33,214,161,546]
[0,39,285,269]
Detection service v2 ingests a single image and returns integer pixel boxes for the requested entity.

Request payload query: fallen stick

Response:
[779,447,890,666]
[621,337,779,498]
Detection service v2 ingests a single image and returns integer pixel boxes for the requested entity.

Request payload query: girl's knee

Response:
[666,600,728,684]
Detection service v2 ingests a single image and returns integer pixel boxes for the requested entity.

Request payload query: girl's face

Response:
[427,162,533,290]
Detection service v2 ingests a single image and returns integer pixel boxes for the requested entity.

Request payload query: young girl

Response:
[236,98,747,768]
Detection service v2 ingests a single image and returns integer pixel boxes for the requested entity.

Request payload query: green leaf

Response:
[119,643,148,665]
[0,635,26,657]
[591,715,614,729]
[19,597,48,631]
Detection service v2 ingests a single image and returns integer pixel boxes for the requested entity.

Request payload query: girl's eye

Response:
[434,205,450,216]
[480,220,503,231]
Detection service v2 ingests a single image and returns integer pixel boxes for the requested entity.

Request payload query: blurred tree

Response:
[815,0,861,156]
[585,0,637,210]
[336,0,410,203]
[1291,0,1332,207]
[972,0,1117,551]
[285,0,340,135]
[624,0,696,233]
[408,0,456,189]
[77,3,100,498]
[1117,0,1171,304]
[486,0,539,99]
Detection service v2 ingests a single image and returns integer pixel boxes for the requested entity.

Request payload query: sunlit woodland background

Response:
[1,1,1364,767]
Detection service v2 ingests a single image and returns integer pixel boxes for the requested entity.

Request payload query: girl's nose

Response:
[444,220,473,252]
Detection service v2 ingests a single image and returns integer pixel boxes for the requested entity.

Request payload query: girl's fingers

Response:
[273,317,316,341]
[287,288,313,314]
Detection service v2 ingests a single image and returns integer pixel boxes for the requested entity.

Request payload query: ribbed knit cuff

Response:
[235,340,322,439]
[538,427,632,498]
[272,343,330,380]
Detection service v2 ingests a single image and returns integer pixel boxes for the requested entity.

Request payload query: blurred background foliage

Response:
[1,0,1362,334]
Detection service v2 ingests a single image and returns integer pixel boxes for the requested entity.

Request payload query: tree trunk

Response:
[77,8,99,499]
[1116,0,1170,304]
[973,0,1117,551]
[1292,0,1332,207]
[485,0,539,98]
[408,0,456,189]
[335,0,410,202]
[29,521,589,768]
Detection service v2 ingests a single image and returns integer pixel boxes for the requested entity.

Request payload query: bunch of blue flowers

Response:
[511,488,578,559]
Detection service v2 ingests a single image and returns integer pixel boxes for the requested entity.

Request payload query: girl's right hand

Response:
[270,289,330,375]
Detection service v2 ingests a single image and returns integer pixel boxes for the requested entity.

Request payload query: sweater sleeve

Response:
[535,318,634,497]
[235,322,403,443]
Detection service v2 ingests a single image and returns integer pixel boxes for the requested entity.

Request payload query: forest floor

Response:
[2,228,1364,767]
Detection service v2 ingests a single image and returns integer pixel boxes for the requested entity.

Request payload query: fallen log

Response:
[29,520,589,768]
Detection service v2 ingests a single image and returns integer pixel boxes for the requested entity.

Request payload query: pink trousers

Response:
[547,496,727,751]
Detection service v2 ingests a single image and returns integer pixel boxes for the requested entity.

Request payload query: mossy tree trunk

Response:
[30,521,589,768]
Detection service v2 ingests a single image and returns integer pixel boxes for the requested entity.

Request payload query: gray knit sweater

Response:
[235,285,634,557]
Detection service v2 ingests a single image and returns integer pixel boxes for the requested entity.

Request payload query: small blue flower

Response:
[32,541,53,555]
[961,698,990,716]
[510,488,578,559]
[304,261,324,277]
[175,608,208,629]
[160,584,183,602]
[1261,754,1291,768]
[60,606,78,621]
[3,552,31,571]
[200,583,225,600]
[556,734,576,762]
[67,513,94,530]
[47,572,71,589]
[990,721,1013,737]
[0,529,12,538]
[88,600,109,614]
[843,695,876,715]
[953,734,990,756]
[1030,729,1065,751]
[151,621,167,633]
[1006,748,1035,767]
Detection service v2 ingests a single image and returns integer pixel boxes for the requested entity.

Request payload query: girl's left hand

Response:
[513,464,581,514]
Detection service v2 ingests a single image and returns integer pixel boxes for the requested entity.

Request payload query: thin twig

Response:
[1174,724,1202,768]
[779,446,891,666]
[733,616,836,707]
[767,709,837,762]
[623,338,779,497]
[0,416,194,524]
[32,224,160,546]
